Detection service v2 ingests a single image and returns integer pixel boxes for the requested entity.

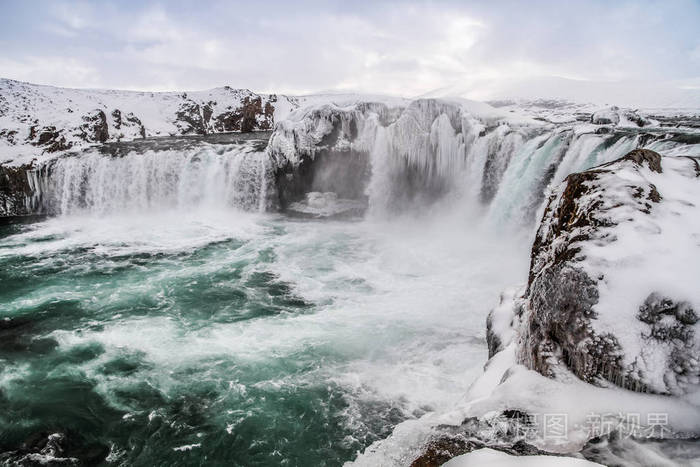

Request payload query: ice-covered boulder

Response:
[590,106,620,125]
[500,149,700,396]
[268,102,390,209]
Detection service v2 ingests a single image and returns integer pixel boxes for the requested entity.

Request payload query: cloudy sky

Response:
[1,0,699,100]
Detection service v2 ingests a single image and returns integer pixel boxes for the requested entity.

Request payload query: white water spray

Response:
[31,143,275,215]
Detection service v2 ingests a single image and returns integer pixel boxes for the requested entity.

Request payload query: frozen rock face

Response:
[0,163,39,217]
[590,106,621,125]
[267,97,699,221]
[0,78,296,164]
[589,106,652,128]
[509,149,700,396]
[269,102,389,209]
[268,99,523,213]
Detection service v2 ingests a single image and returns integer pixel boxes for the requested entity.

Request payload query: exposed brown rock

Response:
[79,110,109,143]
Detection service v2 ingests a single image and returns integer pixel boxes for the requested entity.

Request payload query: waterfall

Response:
[13,98,699,225]
[270,99,699,226]
[31,143,276,216]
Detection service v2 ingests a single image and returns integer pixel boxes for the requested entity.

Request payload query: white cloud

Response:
[0,56,101,89]
[0,0,698,101]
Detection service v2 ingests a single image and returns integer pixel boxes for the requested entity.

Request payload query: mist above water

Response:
[0,192,528,464]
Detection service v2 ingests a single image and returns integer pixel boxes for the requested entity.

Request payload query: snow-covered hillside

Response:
[0,78,300,165]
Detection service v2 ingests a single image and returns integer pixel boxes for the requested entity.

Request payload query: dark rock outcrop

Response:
[111,109,146,139]
[28,126,72,153]
[0,431,109,466]
[78,110,109,143]
[213,96,275,133]
[174,100,209,135]
[175,95,275,135]
[0,164,37,216]
[409,413,562,467]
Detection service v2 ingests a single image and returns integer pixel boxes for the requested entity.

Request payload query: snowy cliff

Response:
[516,149,700,397]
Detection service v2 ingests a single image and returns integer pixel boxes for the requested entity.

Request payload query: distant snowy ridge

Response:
[421,75,700,110]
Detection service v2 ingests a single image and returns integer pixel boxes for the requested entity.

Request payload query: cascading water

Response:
[271,99,698,225]
[1,99,699,466]
[30,141,276,216]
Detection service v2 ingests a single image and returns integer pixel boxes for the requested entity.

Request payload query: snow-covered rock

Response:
[588,106,656,128]
[518,149,700,397]
[590,106,621,125]
[359,149,700,467]
[443,448,602,466]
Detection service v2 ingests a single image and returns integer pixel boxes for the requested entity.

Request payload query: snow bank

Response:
[443,448,602,466]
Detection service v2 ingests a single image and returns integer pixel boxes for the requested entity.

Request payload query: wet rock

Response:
[0,431,109,467]
[410,413,560,467]
[0,163,38,216]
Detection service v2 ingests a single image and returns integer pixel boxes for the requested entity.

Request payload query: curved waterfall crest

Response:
[16,97,700,224]
[268,98,699,222]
